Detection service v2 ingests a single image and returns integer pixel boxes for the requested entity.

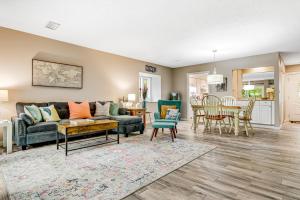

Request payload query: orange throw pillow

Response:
[161,105,176,119]
[68,101,92,119]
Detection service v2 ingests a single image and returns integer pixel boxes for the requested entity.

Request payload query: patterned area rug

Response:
[0,134,215,200]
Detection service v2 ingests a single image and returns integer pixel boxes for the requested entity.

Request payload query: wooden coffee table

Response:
[57,119,119,156]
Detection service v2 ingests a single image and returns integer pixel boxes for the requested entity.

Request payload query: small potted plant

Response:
[141,85,148,109]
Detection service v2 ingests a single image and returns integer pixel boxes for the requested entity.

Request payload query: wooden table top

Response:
[58,119,118,128]
[191,104,242,109]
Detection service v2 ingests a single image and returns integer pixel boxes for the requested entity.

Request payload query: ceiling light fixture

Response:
[207,50,223,85]
[46,21,60,30]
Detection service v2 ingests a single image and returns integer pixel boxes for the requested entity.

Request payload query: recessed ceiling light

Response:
[45,21,60,30]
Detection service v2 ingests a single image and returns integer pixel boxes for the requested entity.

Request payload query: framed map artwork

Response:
[32,59,83,89]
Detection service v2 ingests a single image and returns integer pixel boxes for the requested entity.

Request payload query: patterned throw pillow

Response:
[24,105,43,123]
[160,105,176,119]
[109,103,119,116]
[165,109,179,120]
[39,105,61,122]
[95,101,110,116]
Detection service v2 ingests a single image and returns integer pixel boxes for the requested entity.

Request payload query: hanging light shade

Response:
[207,50,223,85]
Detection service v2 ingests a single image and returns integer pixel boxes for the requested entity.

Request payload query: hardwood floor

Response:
[124,122,300,200]
[1,122,300,199]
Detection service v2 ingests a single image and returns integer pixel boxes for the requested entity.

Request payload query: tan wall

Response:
[0,27,173,139]
[172,53,280,125]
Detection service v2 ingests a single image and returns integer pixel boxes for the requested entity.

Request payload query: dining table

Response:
[191,104,242,135]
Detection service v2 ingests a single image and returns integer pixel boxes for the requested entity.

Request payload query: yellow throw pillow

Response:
[161,105,176,119]
[39,105,61,122]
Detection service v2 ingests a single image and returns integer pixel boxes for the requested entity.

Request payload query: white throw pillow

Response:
[95,102,110,116]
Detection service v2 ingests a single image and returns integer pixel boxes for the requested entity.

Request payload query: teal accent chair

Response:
[154,100,181,132]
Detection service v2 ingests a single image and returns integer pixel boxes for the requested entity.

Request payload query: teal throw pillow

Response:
[109,103,119,116]
[24,105,43,123]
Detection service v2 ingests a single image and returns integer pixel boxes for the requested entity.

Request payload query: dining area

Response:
[190,95,255,136]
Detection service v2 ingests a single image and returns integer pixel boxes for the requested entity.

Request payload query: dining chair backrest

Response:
[190,95,201,105]
[244,97,256,120]
[221,96,236,116]
[221,96,236,106]
[202,95,222,117]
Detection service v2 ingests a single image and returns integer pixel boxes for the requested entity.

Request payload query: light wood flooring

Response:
[1,122,300,199]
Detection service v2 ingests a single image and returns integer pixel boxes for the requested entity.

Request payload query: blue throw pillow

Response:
[165,109,179,120]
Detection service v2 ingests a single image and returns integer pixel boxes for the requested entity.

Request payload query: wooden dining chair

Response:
[190,96,205,129]
[239,98,255,136]
[202,95,227,135]
[221,96,236,133]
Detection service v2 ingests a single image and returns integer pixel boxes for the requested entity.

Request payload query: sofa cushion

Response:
[111,115,142,125]
[27,122,57,134]
[49,102,70,119]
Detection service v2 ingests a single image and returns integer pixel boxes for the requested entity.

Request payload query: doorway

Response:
[187,72,209,119]
[285,73,300,122]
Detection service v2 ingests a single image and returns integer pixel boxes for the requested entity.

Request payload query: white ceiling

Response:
[1,0,300,67]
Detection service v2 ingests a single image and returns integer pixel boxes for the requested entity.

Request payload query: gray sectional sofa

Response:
[13,101,144,149]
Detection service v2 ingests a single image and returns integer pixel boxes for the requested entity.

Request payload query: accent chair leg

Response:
[173,128,177,138]
[154,128,158,137]
[170,129,174,142]
[125,133,129,137]
[150,128,156,141]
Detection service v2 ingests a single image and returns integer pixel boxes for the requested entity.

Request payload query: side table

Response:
[0,120,12,154]
[127,108,146,128]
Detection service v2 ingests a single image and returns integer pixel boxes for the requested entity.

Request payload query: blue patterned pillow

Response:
[165,109,179,120]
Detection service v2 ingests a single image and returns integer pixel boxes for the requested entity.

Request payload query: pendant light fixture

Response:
[207,50,223,85]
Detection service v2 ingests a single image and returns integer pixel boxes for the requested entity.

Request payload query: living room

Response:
[1,0,300,199]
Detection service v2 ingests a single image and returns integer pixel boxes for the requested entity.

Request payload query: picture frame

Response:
[32,59,83,89]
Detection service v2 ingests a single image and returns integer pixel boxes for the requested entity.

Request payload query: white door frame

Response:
[284,72,300,122]
[186,71,209,120]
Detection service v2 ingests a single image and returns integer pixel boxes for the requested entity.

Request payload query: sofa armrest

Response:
[12,116,27,137]
[154,112,161,120]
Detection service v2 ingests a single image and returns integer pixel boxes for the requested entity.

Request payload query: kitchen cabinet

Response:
[236,100,275,125]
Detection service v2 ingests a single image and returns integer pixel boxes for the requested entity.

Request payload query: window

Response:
[139,72,161,102]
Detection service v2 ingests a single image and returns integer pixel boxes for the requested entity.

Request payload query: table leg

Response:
[234,111,239,136]
[3,125,12,154]
[106,130,108,140]
[65,133,68,156]
[193,109,197,133]
[117,130,119,144]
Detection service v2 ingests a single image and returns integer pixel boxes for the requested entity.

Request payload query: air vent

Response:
[46,21,60,30]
